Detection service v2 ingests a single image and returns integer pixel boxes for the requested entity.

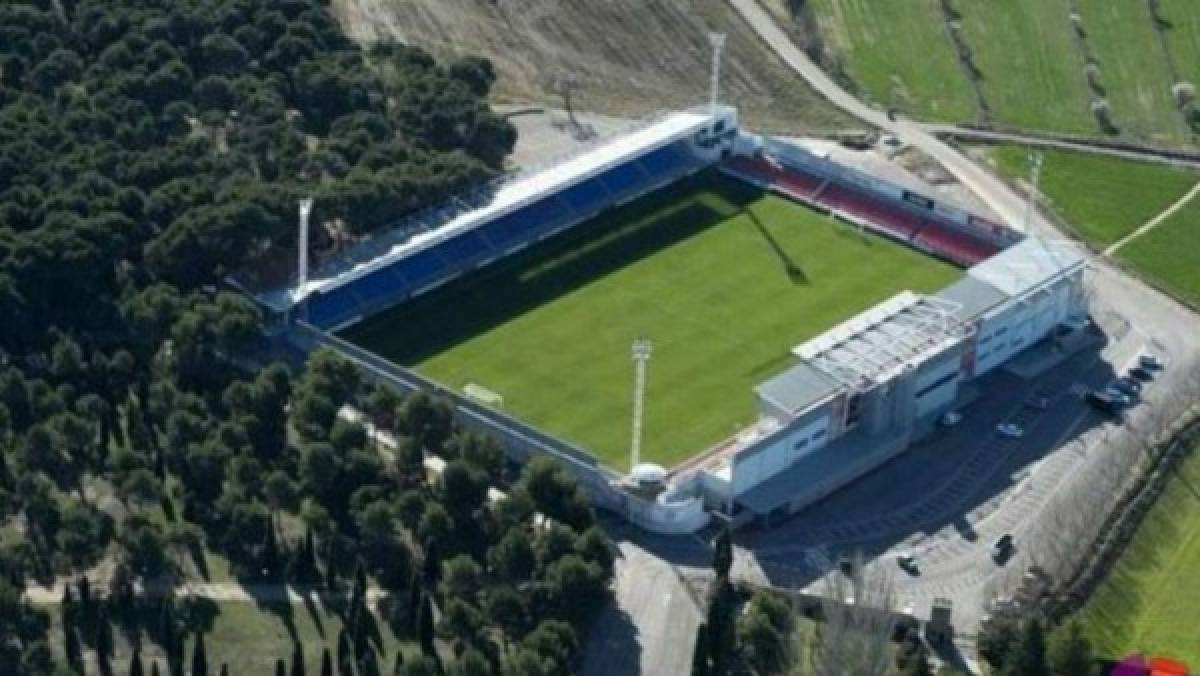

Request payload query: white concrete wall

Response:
[730,411,831,496]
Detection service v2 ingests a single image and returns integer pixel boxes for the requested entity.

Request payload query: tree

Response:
[275,659,286,676]
[131,647,145,676]
[440,555,482,601]
[291,641,306,676]
[1000,618,1049,676]
[483,586,527,646]
[1048,620,1094,676]
[977,616,1020,668]
[96,605,114,675]
[417,593,436,659]
[712,528,733,579]
[487,527,534,583]
[514,457,593,530]
[191,631,208,676]
[690,622,710,676]
[320,648,333,676]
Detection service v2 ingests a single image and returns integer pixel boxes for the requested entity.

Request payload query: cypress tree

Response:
[131,647,145,676]
[391,652,403,676]
[690,622,710,676]
[336,628,353,675]
[358,650,379,676]
[320,648,334,676]
[191,631,207,676]
[64,624,83,675]
[79,575,93,632]
[416,594,435,659]
[218,666,229,676]
[61,585,76,634]
[151,662,161,676]
[263,515,280,580]
[274,659,286,676]
[406,574,421,634]
[291,641,305,676]
[96,605,114,674]
[712,528,733,579]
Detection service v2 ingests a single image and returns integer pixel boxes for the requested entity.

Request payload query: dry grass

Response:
[332,0,856,134]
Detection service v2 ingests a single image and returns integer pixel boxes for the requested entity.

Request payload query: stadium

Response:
[235,105,1087,534]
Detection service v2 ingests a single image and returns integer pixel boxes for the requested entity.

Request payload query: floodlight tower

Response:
[297,198,314,293]
[1023,152,1044,236]
[630,337,653,471]
[709,32,727,131]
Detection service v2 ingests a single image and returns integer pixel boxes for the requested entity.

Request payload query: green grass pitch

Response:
[344,173,960,470]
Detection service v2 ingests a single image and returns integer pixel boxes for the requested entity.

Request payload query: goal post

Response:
[463,383,504,408]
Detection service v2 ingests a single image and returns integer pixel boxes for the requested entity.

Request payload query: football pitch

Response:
[344,173,960,469]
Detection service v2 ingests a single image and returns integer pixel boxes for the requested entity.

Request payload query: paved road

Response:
[726,0,1200,642]
[924,125,1200,170]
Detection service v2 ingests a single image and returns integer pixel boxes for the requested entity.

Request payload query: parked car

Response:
[1130,366,1154,382]
[896,552,920,575]
[1086,390,1123,415]
[940,410,963,427]
[1103,387,1133,408]
[1140,353,1163,370]
[1113,377,1142,396]
[996,422,1024,438]
[992,534,1015,562]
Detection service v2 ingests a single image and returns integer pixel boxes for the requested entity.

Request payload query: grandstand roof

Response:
[935,276,1009,323]
[756,361,841,417]
[256,108,723,310]
[792,291,967,391]
[967,237,1085,299]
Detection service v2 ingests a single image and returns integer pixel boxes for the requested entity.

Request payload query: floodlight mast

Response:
[1023,152,1044,235]
[709,32,726,132]
[297,198,314,292]
[630,338,653,471]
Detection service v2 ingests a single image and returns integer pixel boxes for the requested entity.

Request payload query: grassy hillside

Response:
[332,0,855,134]
[1119,198,1200,307]
[986,147,1198,247]
[1078,444,1200,667]
[796,0,1199,147]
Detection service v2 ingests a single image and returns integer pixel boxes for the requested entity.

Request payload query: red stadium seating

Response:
[915,223,999,266]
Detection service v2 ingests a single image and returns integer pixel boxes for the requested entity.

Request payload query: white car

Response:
[996,422,1024,438]
[1140,353,1163,370]
[940,411,963,427]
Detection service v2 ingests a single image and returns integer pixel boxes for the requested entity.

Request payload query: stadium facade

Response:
[235,106,1087,534]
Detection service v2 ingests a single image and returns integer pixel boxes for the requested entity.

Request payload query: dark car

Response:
[1112,377,1141,397]
[1086,390,1120,413]
[1129,366,1154,382]
[992,534,1014,563]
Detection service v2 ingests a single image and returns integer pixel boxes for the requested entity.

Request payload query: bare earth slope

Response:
[333,0,854,133]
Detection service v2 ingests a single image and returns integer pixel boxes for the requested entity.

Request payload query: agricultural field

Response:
[331,0,855,134]
[345,173,959,470]
[1078,444,1200,668]
[1119,198,1200,307]
[799,0,1198,145]
[802,0,976,122]
[985,147,1198,247]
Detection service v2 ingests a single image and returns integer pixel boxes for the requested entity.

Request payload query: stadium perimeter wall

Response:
[288,322,710,533]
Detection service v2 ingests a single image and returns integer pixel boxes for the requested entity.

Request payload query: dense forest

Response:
[0,2,612,675]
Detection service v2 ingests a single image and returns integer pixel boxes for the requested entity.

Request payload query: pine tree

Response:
[191,631,208,676]
[291,641,306,676]
[320,648,334,676]
[131,647,145,676]
[1000,618,1049,676]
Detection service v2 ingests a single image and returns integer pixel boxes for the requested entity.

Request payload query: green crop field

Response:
[986,146,1198,247]
[806,0,1197,145]
[1119,197,1200,307]
[806,0,975,122]
[345,173,959,470]
[1078,445,1200,667]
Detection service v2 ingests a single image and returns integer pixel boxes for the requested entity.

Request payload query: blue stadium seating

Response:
[436,230,493,271]
[638,143,689,177]
[305,287,361,328]
[598,162,649,202]
[559,178,611,216]
[520,196,571,238]
[394,247,450,289]
[350,265,411,306]
[480,197,571,249]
